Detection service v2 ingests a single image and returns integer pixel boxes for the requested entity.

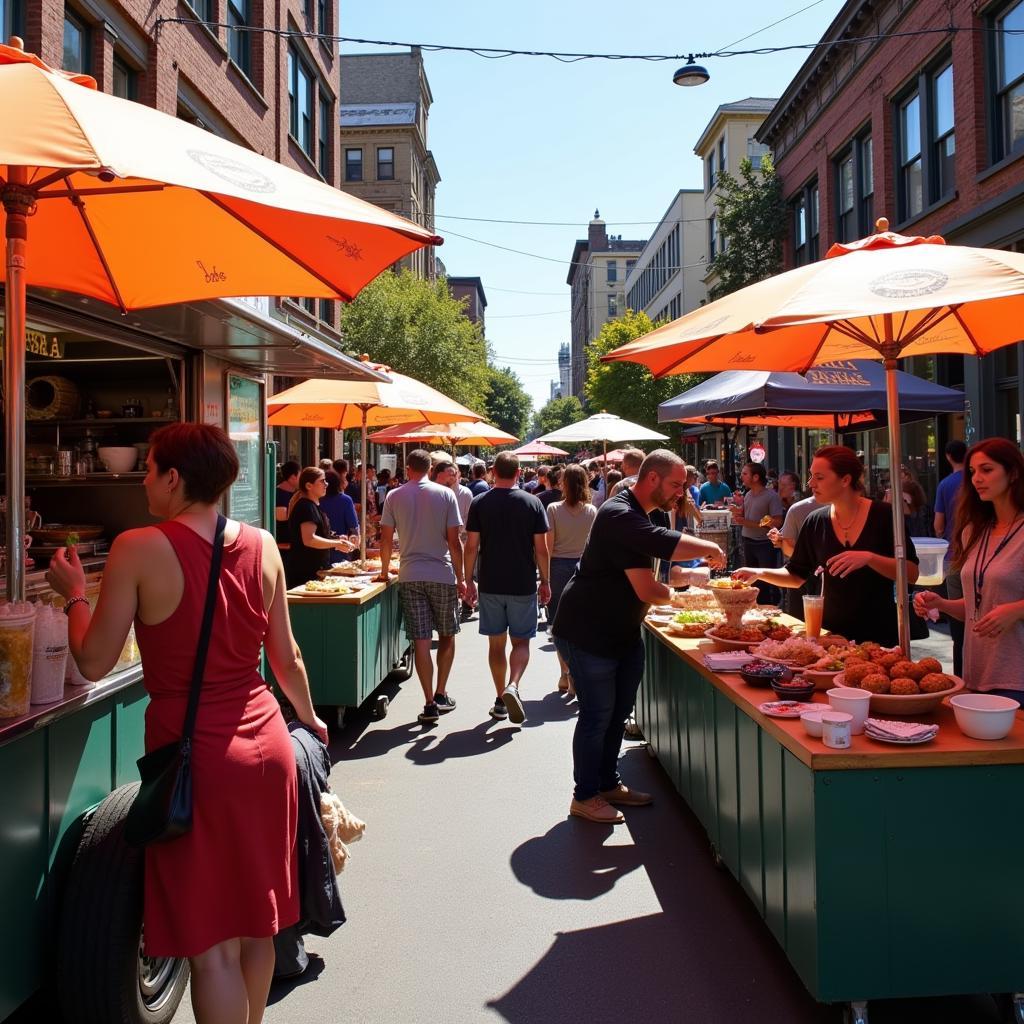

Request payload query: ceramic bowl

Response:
[800,710,826,737]
[949,693,1019,740]
[770,678,816,702]
[97,446,138,473]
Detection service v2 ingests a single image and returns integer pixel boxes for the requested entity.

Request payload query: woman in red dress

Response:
[47,422,327,1024]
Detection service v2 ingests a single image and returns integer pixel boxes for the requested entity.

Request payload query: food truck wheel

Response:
[57,783,189,1024]
[391,646,414,682]
[842,1001,869,1024]
[374,695,390,719]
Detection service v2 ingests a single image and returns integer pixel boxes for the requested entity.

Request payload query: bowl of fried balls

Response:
[833,645,965,714]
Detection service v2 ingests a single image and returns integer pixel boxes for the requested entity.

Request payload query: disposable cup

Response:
[803,594,824,638]
[827,686,872,735]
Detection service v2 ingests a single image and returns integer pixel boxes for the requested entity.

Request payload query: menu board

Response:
[227,374,264,528]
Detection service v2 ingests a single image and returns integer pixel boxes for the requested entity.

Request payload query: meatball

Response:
[917,657,943,675]
[861,674,891,694]
[889,660,918,681]
[890,678,921,695]
[843,662,876,686]
[876,652,903,671]
[920,673,953,694]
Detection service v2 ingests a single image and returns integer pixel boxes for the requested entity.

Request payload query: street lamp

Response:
[672,56,710,87]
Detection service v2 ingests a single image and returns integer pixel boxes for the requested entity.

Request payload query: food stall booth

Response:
[0,293,406,1024]
[638,616,1024,1024]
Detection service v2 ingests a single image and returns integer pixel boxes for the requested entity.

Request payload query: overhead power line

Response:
[488,309,569,318]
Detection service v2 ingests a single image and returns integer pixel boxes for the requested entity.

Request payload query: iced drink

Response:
[803,595,824,639]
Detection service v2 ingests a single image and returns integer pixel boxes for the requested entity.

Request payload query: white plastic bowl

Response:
[801,710,825,738]
[98,446,139,474]
[949,693,1019,740]
[911,537,949,587]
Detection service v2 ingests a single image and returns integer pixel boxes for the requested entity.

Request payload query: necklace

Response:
[832,501,863,547]
[972,513,1024,619]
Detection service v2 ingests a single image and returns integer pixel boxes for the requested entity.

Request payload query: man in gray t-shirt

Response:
[378,450,466,724]
[731,462,785,604]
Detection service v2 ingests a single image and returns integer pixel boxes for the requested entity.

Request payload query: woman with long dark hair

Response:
[735,445,919,645]
[915,438,1024,697]
[46,422,327,1024]
[286,466,356,586]
[545,464,597,695]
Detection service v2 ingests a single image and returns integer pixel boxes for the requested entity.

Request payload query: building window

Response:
[227,0,250,77]
[608,294,618,317]
[607,260,617,283]
[62,10,89,74]
[718,135,727,175]
[112,56,136,100]
[319,298,334,325]
[317,0,327,32]
[708,213,718,261]
[377,147,394,180]
[626,259,636,276]
[834,130,873,243]
[345,148,363,182]
[747,138,771,169]
[895,57,955,222]
[318,90,331,177]
[706,152,716,191]
[1,0,24,38]
[190,0,212,20]
[992,0,1024,162]
[288,46,314,157]
[791,179,819,266]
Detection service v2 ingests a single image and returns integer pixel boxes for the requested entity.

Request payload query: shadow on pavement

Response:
[267,953,326,1005]
[405,718,516,764]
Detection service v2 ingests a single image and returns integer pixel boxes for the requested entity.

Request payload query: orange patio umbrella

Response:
[368,420,518,450]
[604,218,1024,654]
[0,39,440,598]
[267,362,482,559]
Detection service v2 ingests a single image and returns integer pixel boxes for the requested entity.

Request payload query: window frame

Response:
[345,147,363,182]
[62,8,90,75]
[111,54,137,101]
[708,213,717,262]
[989,1,1024,164]
[606,260,617,284]
[791,178,819,267]
[833,128,873,243]
[318,89,331,178]
[287,45,315,158]
[2,0,24,39]
[227,0,250,78]
[377,146,395,181]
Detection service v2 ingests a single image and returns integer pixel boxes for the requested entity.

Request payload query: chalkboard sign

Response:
[227,374,264,528]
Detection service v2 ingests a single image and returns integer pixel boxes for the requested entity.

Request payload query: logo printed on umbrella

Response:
[868,269,948,298]
[196,260,227,283]
[187,150,277,194]
[327,235,364,260]
[729,352,757,363]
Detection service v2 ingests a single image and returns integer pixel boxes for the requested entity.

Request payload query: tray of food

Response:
[664,610,722,638]
[749,635,828,667]
[670,587,718,612]
[31,523,104,545]
[289,579,364,597]
[834,648,964,713]
[704,619,793,651]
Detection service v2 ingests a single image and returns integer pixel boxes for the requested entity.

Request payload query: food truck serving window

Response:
[226,372,265,529]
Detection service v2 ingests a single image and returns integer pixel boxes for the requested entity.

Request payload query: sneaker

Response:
[489,698,508,720]
[434,692,457,713]
[501,683,526,724]
[600,783,653,807]
[418,702,439,723]
[569,796,625,824]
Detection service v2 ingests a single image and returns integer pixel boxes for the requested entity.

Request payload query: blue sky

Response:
[342,1,844,413]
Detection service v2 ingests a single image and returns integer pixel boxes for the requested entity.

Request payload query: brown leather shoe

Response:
[569,796,625,824]
[600,783,653,807]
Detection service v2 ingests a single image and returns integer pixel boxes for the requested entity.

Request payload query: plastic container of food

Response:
[0,603,37,718]
[949,693,1019,740]
[30,603,69,704]
[911,537,949,586]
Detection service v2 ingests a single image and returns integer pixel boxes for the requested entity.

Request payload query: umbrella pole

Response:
[360,406,368,563]
[883,341,911,657]
[3,169,31,603]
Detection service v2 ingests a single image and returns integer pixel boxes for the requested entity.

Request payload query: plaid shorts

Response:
[399,581,461,640]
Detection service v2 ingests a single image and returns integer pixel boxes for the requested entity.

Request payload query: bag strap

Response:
[181,514,227,745]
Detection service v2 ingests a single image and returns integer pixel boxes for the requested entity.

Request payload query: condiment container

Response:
[0,603,37,718]
[827,686,872,735]
[30,604,68,704]
[820,711,853,749]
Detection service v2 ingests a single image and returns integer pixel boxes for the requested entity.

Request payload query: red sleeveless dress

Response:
[135,521,299,957]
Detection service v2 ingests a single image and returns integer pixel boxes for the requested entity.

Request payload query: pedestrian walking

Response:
[539,464,564,508]
[469,462,489,496]
[609,448,644,498]
[552,450,726,824]
[376,449,466,723]
[464,452,551,724]
[433,458,477,621]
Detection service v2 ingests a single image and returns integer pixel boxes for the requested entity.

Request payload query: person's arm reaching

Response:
[625,567,673,605]
[374,524,395,582]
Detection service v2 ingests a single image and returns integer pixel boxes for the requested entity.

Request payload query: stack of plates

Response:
[864,718,938,745]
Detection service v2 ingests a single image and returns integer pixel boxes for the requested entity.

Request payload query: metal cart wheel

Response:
[374,695,390,719]
[842,1000,869,1024]
[1012,992,1024,1024]
[390,645,414,682]
[335,706,347,729]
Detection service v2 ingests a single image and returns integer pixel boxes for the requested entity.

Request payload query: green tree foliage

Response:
[709,155,786,301]
[583,310,703,446]
[339,271,490,413]
[484,366,532,440]
[532,394,586,438]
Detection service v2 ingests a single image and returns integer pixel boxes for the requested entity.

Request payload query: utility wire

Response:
[436,213,706,227]
[488,310,570,318]
[718,0,830,51]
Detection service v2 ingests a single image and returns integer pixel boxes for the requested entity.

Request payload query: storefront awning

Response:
[23,289,388,381]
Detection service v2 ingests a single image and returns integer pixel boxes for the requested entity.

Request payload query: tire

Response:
[390,645,414,682]
[56,783,189,1024]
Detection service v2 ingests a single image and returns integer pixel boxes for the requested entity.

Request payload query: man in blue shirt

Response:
[933,439,966,675]
[469,463,489,496]
[698,460,733,505]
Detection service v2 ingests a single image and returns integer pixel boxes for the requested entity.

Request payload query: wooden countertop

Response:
[286,579,393,606]
[644,621,1024,770]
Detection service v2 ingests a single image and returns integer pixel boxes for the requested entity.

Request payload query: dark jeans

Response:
[554,637,645,801]
[943,569,965,677]
[547,557,578,624]
[743,537,780,606]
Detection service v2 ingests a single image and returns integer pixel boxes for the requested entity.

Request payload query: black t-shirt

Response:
[539,487,563,508]
[275,485,292,544]
[552,489,681,658]
[786,500,919,647]
[466,488,549,596]
[286,498,332,587]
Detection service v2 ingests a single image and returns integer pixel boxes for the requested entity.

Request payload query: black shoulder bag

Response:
[125,515,226,848]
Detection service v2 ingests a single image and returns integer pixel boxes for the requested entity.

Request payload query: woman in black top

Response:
[286,467,356,587]
[734,446,919,646]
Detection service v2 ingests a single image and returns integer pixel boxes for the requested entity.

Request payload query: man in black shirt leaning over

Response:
[552,450,726,824]
[465,452,551,724]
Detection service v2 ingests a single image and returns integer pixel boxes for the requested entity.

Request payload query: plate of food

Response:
[750,635,828,667]
[759,700,821,719]
[665,611,721,638]
[32,523,104,545]
[289,578,359,597]
[834,653,965,714]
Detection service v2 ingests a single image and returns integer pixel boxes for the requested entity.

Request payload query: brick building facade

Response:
[756,0,1024,495]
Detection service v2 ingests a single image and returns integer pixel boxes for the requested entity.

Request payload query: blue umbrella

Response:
[659,360,965,430]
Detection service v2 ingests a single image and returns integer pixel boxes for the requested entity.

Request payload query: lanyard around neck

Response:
[973,515,1024,611]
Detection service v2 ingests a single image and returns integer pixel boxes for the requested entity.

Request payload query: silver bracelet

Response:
[63,595,90,616]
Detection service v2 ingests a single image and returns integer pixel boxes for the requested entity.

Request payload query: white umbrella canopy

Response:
[535,412,668,446]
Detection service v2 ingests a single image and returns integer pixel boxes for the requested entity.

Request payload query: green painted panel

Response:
[637,634,652,737]
[713,691,739,874]
[672,656,690,801]
[736,712,764,913]
[660,651,680,787]
[48,702,114,877]
[0,730,47,1020]
[782,752,818,996]
[669,675,687,795]
[760,735,786,945]
[702,683,719,849]
[113,682,148,788]
[686,673,708,829]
